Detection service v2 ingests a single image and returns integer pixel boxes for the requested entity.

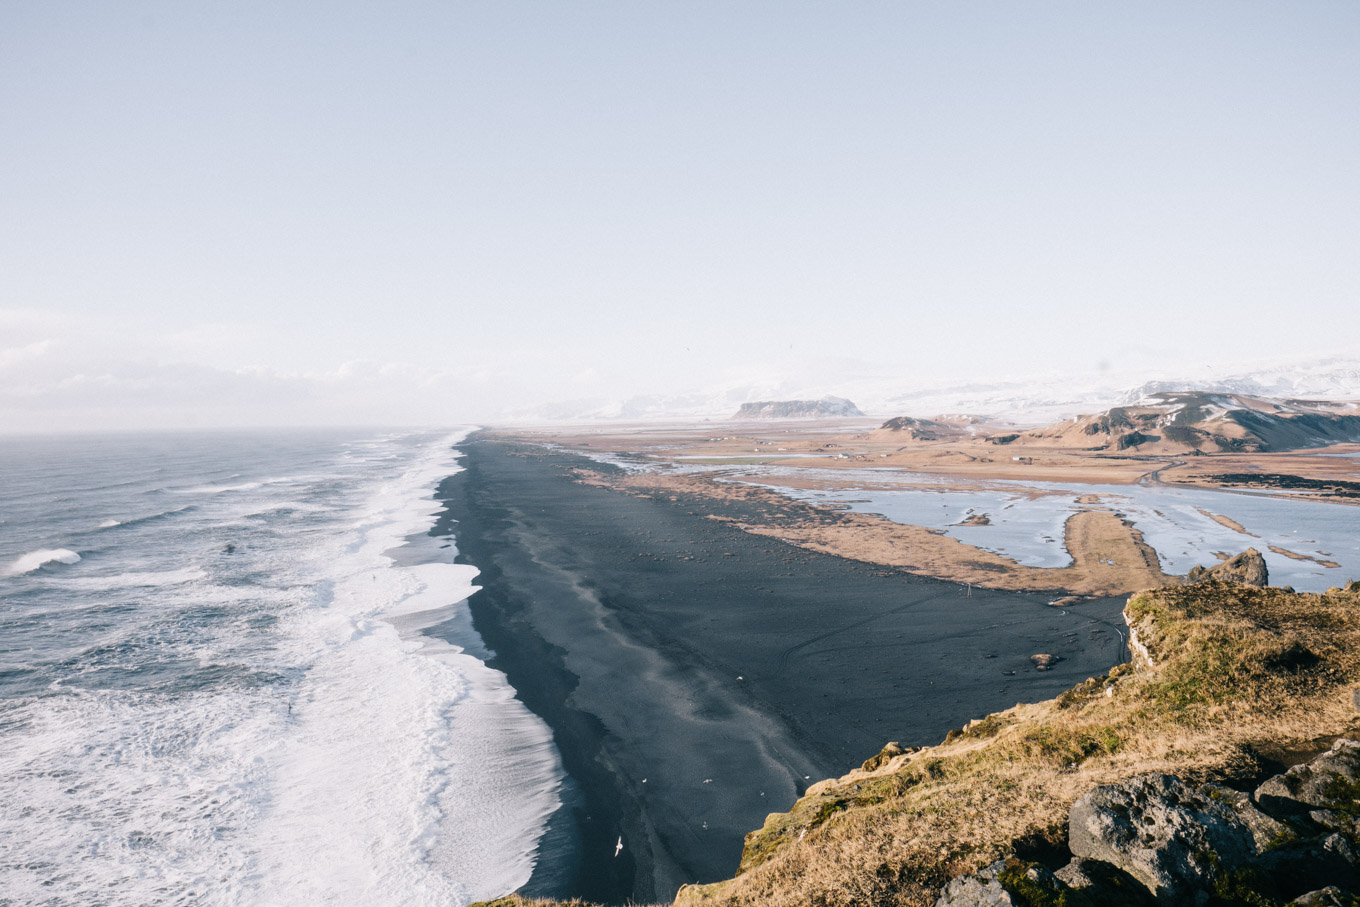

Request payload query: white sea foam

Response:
[176,481,265,495]
[6,547,81,575]
[97,506,195,530]
[0,430,562,906]
[245,432,562,906]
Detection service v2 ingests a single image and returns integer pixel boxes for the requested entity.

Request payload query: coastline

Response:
[432,436,1130,903]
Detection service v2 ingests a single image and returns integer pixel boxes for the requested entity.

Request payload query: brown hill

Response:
[987,392,1360,454]
[871,414,987,445]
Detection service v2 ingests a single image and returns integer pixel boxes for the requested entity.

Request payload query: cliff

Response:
[731,397,865,420]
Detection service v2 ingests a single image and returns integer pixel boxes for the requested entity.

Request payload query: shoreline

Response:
[432,437,1130,903]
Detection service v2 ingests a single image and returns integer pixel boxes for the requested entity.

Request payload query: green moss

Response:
[1020,725,1122,765]
[994,859,1097,907]
[1320,772,1360,817]
[961,714,1011,738]
[1056,676,1109,710]
[1263,825,1300,851]
[1206,864,1285,906]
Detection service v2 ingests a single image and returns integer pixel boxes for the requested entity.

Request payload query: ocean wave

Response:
[95,506,195,531]
[174,481,265,495]
[60,568,208,591]
[173,475,310,496]
[0,429,558,905]
[6,548,81,576]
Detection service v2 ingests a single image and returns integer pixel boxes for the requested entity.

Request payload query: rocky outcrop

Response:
[1255,739,1360,817]
[1187,548,1269,587]
[879,416,943,440]
[939,741,1360,906]
[731,397,864,419]
[1068,773,1259,901]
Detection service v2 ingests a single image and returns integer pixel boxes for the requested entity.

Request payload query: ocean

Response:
[0,429,561,906]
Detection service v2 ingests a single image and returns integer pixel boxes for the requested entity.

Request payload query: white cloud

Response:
[0,309,517,432]
[0,339,53,371]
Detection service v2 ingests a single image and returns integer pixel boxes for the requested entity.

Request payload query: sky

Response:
[2,1,1358,431]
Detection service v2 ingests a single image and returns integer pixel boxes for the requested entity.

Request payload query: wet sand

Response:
[433,437,1130,903]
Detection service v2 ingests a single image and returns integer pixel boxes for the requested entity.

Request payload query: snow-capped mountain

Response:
[502,355,1360,425]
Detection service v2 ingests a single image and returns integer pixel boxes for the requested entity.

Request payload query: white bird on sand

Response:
[615,836,623,857]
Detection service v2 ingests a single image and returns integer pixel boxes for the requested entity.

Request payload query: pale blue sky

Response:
[2,2,1358,429]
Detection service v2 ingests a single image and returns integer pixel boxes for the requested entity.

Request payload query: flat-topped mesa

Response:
[990,392,1360,454]
[730,396,864,420]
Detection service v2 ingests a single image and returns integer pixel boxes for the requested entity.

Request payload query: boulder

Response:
[1030,653,1061,671]
[934,860,1016,906]
[1053,858,1097,889]
[1200,783,1289,851]
[1291,887,1353,906]
[1310,809,1360,838]
[1068,773,1257,902]
[1255,834,1360,897]
[1052,858,1156,903]
[1255,739,1360,816]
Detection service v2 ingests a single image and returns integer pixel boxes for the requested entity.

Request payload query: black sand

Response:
[433,438,1130,903]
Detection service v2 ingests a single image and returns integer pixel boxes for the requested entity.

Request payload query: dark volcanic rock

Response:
[1255,739,1360,816]
[731,396,864,419]
[1068,773,1257,902]
[1200,782,1289,850]
[1052,857,1155,900]
[1255,834,1360,898]
[934,859,1017,906]
[939,743,1360,906]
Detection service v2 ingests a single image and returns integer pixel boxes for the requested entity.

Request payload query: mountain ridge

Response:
[501,357,1360,426]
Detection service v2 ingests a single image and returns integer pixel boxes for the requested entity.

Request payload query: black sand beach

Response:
[434,438,1130,903]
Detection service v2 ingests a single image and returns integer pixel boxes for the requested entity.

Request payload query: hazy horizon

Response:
[4,2,1358,432]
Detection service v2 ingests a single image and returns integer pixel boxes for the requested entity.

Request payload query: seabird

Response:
[615,836,623,857]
